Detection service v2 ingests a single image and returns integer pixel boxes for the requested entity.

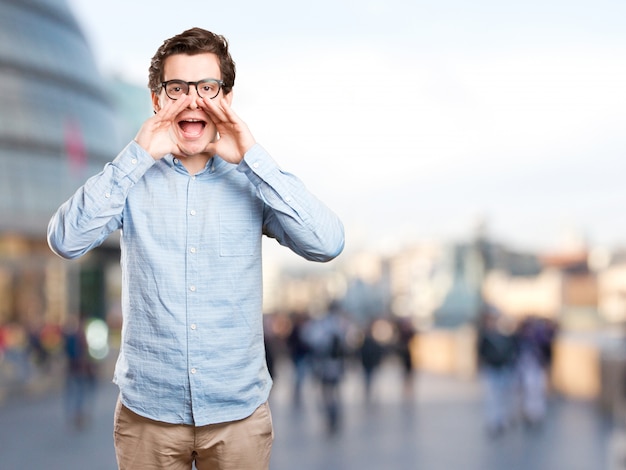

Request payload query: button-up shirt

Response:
[48,141,344,426]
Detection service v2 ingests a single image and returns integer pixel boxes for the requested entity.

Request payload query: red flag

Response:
[64,118,86,177]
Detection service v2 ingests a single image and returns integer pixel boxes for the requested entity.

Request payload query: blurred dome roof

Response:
[0,0,120,236]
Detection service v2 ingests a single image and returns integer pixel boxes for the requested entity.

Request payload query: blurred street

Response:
[1,3,625,470]
[0,357,613,470]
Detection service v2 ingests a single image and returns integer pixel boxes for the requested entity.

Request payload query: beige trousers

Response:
[113,398,273,470]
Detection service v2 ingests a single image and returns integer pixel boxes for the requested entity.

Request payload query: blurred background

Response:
[1,0,625,468]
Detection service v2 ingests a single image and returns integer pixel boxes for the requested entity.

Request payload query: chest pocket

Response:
[219,211,257,256]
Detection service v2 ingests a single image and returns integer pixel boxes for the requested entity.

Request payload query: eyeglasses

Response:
[161,78,224,100]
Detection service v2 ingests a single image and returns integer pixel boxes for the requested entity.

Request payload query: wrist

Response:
[240,138,257,158]
[133,138,165,160]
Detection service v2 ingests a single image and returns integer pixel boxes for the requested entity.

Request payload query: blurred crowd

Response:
[476,308,558,437]
[0,321,64,385]
[263,301,418,435]
[0,316,100,428]
[1,302,563,438]
[262,301,562,438]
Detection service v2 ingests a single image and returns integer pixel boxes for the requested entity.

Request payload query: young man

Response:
[48,27,344,470]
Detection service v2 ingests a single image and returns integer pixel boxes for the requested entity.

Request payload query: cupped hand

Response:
[198,96,256,164]
[134,95,194,160]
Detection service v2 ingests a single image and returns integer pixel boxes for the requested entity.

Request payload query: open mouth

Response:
[178,119,207,138]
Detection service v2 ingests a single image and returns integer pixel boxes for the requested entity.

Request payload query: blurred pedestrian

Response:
[286,311,313,408]
[26,319,50,372]
[310,301,349,434]
[2,323,32,384]
[47,27,344,470]
[477,309,519,437]
[396,317,417,399]
[517,316,557,428]
[63,316,96,429]
[359,321,385,404]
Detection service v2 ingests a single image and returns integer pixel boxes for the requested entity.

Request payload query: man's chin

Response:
[176,141,209,158]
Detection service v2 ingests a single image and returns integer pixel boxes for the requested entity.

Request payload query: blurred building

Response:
[273,235,544,328]
[0,0,121,235]
[385,238,543,328]
[483,248,600,330]
[598,250,626,325]
[0,0,145,333]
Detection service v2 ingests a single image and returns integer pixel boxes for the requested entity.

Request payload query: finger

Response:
[196,98,215,120]
[216,99,242,124]
[200,97,229,123]
[160,95,191,120]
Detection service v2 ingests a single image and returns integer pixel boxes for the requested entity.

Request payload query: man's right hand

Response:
[134,94,194,160]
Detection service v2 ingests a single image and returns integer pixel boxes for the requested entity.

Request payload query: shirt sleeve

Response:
[47,141,155,259]
[237,144,345,262]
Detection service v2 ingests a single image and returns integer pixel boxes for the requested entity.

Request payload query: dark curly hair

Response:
[148,27,236,95]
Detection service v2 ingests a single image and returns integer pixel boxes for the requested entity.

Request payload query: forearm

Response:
[238,144,345,262]
[48,141,155,259]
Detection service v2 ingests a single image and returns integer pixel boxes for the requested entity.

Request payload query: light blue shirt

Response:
[48,141,344,426]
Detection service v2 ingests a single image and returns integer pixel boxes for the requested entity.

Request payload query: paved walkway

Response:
[0,358,615,470]
[270,359,613,470]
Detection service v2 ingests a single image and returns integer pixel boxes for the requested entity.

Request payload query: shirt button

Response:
[191,324,197,330]
[105,192,111,198]
[252,162,259,169]
[190,247,196,253]
[285,196,292,202]
[190,209,196,216]
[189,285,196,292]
[191,368,197,374]
[174,158,179,164]
[131,158,137,164]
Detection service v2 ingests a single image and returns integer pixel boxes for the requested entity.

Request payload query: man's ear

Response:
[224,90,234,105]
[151,92,160,113]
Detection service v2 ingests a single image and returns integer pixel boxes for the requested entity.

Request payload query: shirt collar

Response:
[163,154,232,176]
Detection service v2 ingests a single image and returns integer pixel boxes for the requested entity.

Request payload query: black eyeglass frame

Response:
[161,78,225,100]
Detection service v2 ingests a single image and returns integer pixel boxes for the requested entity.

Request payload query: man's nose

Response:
[186,86,200,108]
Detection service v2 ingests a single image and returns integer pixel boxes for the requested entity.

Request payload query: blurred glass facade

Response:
[0,0,123,331]
[0,0,121,235]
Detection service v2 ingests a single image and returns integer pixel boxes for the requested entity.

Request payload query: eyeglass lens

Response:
[164,80,221,100]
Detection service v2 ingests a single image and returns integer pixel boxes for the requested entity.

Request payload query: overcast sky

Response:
[67,0,626,257]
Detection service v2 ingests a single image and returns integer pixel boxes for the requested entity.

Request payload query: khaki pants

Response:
[113,398,273,470]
